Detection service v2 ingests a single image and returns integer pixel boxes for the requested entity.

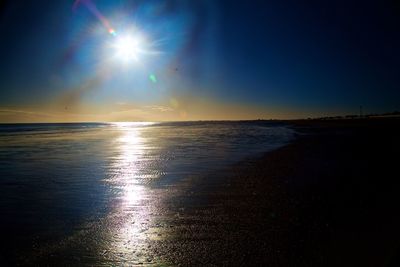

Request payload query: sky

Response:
[0,0,399,122]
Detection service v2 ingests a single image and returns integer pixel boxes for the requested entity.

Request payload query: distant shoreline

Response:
[1,112,400,125]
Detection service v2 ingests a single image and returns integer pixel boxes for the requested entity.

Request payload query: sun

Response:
[113,34,142,62]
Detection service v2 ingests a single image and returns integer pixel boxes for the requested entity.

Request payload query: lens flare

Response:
[149,74,157,83]
[108,28,117,36]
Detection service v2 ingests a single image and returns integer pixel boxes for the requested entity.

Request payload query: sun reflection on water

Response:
[102,122,161,264]
[110,123,148,206]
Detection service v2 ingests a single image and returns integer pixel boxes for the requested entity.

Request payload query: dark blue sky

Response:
[0,0,399,121]
[218,0,399,111]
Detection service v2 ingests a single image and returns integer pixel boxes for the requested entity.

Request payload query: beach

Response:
[1,119,399,266]
[133,118,399,266]
[141,118,400,266]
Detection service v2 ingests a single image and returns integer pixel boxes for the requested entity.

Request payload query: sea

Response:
[0,121,294,264]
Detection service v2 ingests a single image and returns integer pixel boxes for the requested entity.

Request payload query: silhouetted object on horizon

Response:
[304,110,400,121]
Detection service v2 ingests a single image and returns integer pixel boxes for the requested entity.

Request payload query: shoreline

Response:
[4,118,400,266]
[150,117,400,266]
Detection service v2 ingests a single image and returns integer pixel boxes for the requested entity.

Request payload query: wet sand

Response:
[148,118,400,266]
[4,118,400,266]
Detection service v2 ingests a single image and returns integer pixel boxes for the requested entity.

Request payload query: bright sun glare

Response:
[113,34,141,62]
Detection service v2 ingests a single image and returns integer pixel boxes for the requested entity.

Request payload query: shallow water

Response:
[0,121,294,264]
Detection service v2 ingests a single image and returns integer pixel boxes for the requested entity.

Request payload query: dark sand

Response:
[5,118,400,266]
[148,118,400,266]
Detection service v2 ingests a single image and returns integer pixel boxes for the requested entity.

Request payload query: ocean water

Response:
[0,121,294,264]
